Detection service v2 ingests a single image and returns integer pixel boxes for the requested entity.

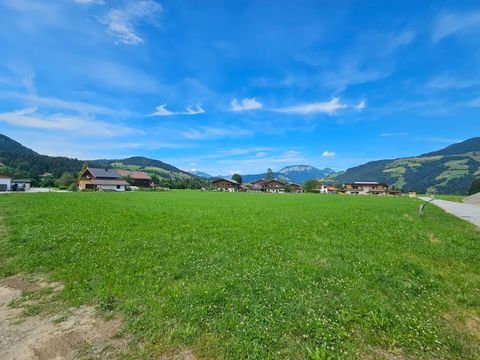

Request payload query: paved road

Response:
[419,197,480,228]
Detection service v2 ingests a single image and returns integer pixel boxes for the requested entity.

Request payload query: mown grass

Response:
[0,192,479,359]
[434,194,466,203]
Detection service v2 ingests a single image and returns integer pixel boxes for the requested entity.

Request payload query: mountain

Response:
[0,134,38,155]
[278,165,335,184]
[191,171,213,178]
[0,134,197,183]
[324,137,480,194]
[241,165,336,184]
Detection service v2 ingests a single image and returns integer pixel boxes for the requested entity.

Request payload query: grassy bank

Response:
[0,192,479,359]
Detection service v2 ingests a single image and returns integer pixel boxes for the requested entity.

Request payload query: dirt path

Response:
[420,196,480,228]
[0,275,127,359]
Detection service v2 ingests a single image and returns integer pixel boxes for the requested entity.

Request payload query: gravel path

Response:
[420,197,480,228]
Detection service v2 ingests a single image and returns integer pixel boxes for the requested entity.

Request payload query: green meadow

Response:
[0,192,479,359]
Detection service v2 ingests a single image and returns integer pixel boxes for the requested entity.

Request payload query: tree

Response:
[469,177,480,195]
[78,161,89,180]
[55,172,76,187]
[265,168,274,181]
[232,173,242,184]
[303,179,320,192]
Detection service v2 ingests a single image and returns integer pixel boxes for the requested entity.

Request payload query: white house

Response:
[0,175,12,192]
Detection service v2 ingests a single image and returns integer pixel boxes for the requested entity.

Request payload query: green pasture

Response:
[0,192,479,359]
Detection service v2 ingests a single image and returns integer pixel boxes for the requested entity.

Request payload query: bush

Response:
[469,177,480,195]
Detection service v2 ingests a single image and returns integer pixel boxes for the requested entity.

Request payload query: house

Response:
[344,182,389,195]
[251,179,266,191]
[116,170,153,188]
[288,183,303,192]
[0,175,12,192]
[211,178,241,192]
[78,167,129,192]
[263,180,286,193]
[327,186,338,194]
[12,179,31,191]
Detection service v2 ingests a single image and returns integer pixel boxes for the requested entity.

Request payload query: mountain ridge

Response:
[324,137,480,194]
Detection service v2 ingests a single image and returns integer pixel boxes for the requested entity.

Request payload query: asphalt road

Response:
[419,197,480,228]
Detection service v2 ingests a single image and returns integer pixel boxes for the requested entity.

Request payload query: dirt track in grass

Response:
[0,275,127,360]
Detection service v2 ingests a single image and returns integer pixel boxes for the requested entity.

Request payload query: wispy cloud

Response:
[3,92,129,117]
[415,136,461,144]
[274,98,347,115]
[230,98,263,112]
[322,151,336,157]
[0,108,140,137]
[425,74,476,89]
[433,11,480,41]
[467,98,480,107]
[102,0,163,45]
[354,100,366,111]
[74,0,105,4]
[150,103,205,116]
[179,125,252,140]
[380,132,408,137]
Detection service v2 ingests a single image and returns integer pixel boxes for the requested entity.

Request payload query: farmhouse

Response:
[251,179,266,191]
[264,180,286,193]
[0,175,11,191]
[249,179,286,192]
[78,167,129,192]
[288,183,303,192]
[211,178,241,192]
[117,170,153,188]
[344,182,390,195]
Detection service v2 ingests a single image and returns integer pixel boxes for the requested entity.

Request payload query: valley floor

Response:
[0,192,479,359]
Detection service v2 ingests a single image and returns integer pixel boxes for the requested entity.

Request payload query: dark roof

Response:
[85,168,120,179]
[264,180,286,185]
[91,179,130,186]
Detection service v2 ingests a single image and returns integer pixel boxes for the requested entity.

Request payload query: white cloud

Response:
[102,0,163,45]
[380,132,408,137]
[230,98,263,112]
[150,103,205,116]
[0,108,139,137]
[354,100,366,111]
[275,98,347,115]
[322,151,336,157]
[433,11,480,41]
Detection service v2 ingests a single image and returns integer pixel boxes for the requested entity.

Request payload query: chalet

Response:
[211,178,241,192]
[263,180,286,193]
[78,167,129,192]
[117,170,153,188]
[0,175,12,192]
[251,179,266,191]
[344,182,389,195]
[288,183,303,192]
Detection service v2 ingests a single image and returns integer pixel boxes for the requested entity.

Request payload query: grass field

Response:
[1,192,479,359]
[433,194,466,203]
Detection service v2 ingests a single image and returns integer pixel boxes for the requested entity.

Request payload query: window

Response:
[116,185,120,189]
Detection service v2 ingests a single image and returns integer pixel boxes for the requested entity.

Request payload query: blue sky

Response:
[0,0,479,175]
